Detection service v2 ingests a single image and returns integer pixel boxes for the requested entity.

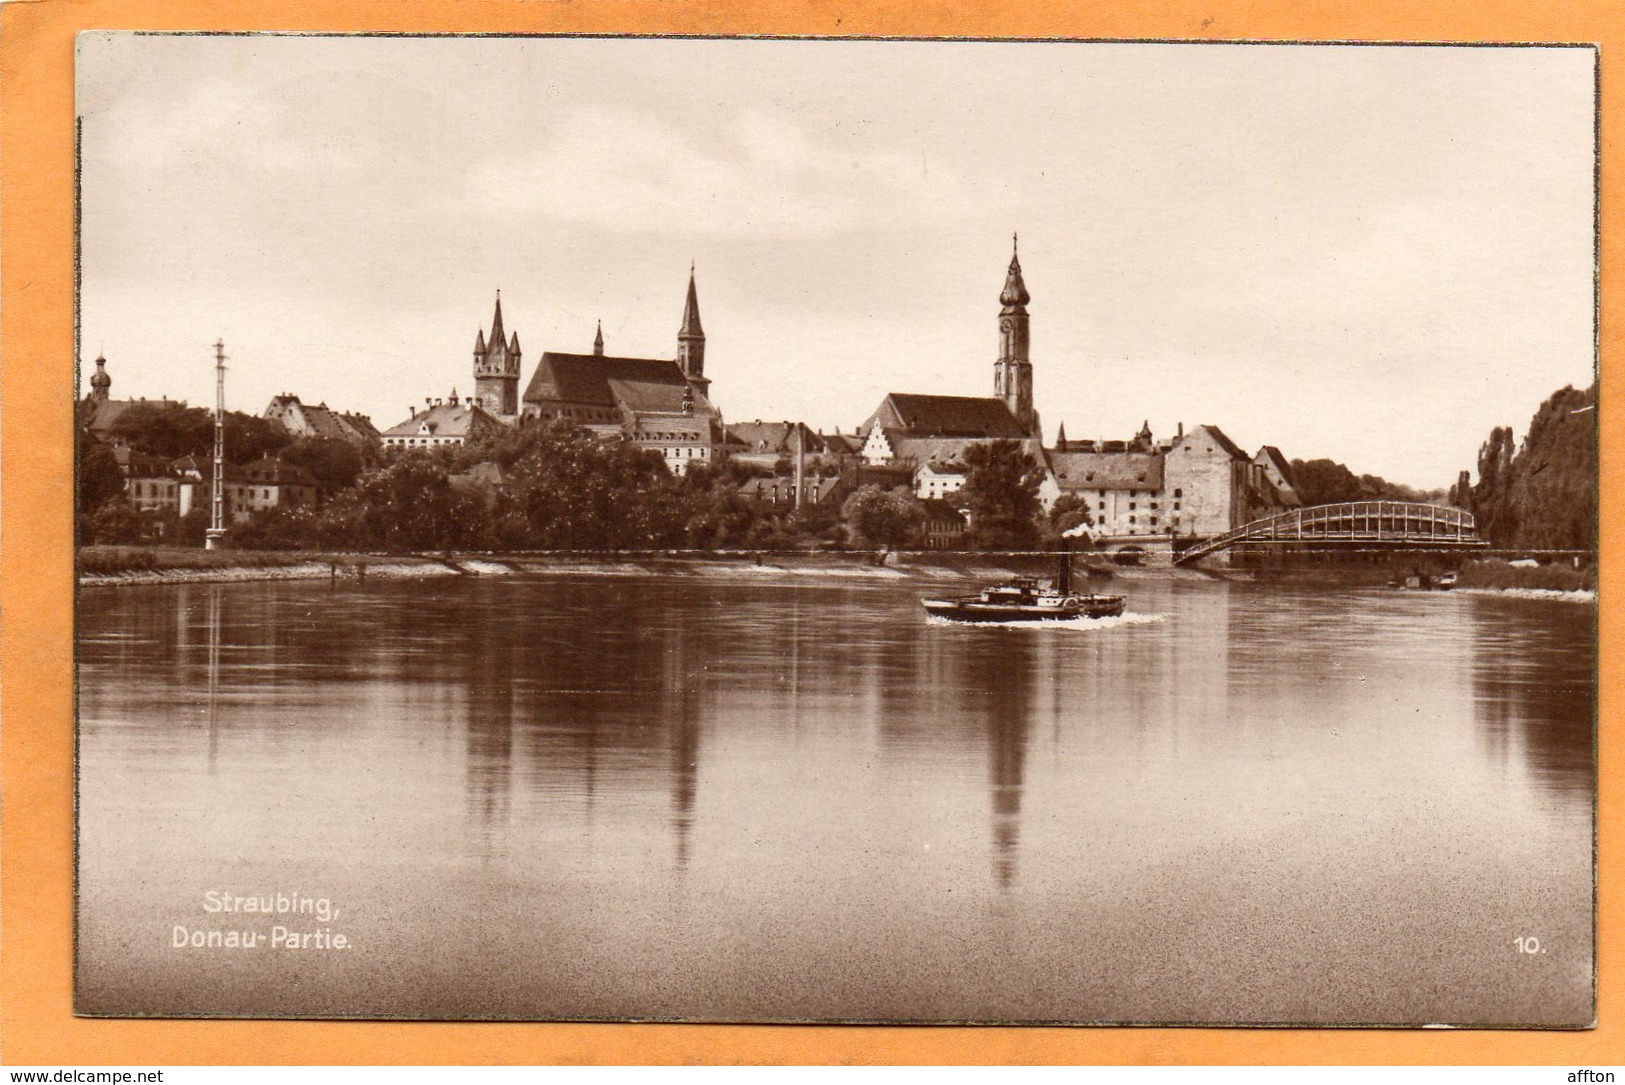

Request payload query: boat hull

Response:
[921,596,1126,623]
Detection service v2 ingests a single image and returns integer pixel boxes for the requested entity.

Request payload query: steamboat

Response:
[921,543,1126,623]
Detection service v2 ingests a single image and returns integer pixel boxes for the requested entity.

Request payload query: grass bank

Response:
[1453,557,1595,594]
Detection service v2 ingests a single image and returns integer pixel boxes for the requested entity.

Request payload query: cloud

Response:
[451,105,974,239]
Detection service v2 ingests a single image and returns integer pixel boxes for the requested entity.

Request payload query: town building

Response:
[171,457,244,523]
[737,474,848,508]
[238,456,319,513]
[381,394,507,450]
[919,499,969,549]
[914,461,969,502]
[1045,422,1299,543]
[1252,446,1303,509]
[725,421,826,472]
[264,394,380,448]
[108,444,182,515]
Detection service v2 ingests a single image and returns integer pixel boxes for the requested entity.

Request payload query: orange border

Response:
[2,0,1617,1066]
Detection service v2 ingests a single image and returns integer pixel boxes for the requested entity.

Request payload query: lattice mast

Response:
[206,339,227,550]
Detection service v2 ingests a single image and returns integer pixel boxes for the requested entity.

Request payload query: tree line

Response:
[1448,383,1596,552]
[79,401,1075,553]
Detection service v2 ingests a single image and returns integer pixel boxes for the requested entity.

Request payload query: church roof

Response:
[524,352,701,413]
[870,393,1029,439]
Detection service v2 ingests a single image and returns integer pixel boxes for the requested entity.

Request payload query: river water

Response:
[75,569,1594,1024]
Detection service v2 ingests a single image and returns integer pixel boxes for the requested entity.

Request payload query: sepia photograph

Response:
[72,33,1597,1026]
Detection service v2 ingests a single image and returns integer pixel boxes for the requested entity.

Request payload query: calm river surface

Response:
[76,570,1594,1024]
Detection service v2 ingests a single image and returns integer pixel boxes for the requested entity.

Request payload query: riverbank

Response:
[78,545,1192,587]
[77,547,1597,599]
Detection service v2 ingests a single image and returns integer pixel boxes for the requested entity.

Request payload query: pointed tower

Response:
[677,264,709,391]
[1055,420,1068,452]
[593,320,605,357]
[473,290,520,418]
[995,234,1038,437]
[88,353,112,402]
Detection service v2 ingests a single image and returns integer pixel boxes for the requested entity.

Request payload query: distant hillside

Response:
[1448,383,1596,551]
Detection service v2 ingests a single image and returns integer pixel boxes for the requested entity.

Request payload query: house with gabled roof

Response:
[1252,445,1303,509]
[264,393,381,449]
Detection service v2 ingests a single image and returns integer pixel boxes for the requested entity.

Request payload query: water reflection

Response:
[1468,593,1594,801]
[76,574,1595,1024]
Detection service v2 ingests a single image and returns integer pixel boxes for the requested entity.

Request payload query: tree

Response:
[78,432,126,514]
[278,437,363,494]
[1502,384,1596,551]
[104,403,291,465]
[228,505,323,550]
[1287,458,1366,505]
[961,440,1045,549]
[82,499,148,545]
[1045,493,1094,540]
[1456,384,1596,551]
[1471,425,1519,545]
[349,455,484,552]
[840,484,925,551]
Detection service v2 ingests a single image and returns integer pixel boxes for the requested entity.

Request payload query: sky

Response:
[76,35,1596,487]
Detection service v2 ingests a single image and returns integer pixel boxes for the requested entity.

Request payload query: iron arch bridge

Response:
[1172,501,1486,565]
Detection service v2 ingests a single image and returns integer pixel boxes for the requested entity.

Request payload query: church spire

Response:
[680,263,704,338]
[593,320,604,357]
[488,289,505,350]
[677,264,707,384]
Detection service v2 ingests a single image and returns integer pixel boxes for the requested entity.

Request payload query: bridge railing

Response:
[1173,502,1483,564]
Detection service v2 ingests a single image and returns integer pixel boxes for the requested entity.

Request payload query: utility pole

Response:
[205,339,227,550]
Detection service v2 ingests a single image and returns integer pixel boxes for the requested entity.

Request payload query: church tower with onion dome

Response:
[88,353,112,402]
[994,235,1038,437]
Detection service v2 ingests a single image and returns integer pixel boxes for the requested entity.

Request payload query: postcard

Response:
[71,33,1597,1025]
